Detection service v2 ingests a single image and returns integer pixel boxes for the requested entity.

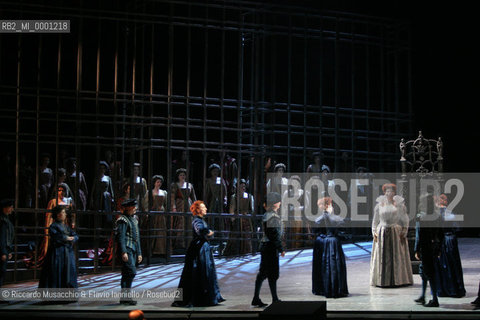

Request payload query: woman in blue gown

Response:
[434,194,466,297]
[39,205,78,289]
[312,197,348,298]
[172,200,225,307]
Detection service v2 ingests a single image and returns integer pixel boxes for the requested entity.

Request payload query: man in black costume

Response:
[414,194,443,307]
[116,198,142,305]
[251,192,285,307]
[472,283,480,309]
[0,199,15,288]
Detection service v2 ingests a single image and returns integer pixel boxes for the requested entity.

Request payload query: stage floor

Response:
[1,238,479,317]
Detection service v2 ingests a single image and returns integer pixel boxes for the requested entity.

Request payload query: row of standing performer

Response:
[23,165,257,268]
[1,183,478,308]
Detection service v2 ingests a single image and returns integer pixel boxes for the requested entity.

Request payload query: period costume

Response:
[204,165,228,245]
[28,196,71,269]
[38,221,78,288]
[414,208,443,307]
[172,216,224,307]
[312,210,348,298]
[116,199,141,305]
[284,184,310,249]
[90,167,115,228]
[0,200,15,287]
[435,207,466,297]
[142,188,167,255]
[223,189,254,255]
[370,195,413,287]
[66,170,88,211]
[252,192,284,307]
[170,181,196,249]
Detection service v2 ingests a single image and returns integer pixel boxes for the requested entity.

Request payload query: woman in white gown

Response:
[370,183,413,287]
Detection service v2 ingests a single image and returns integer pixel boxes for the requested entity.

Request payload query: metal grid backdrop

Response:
[0,0,412,281]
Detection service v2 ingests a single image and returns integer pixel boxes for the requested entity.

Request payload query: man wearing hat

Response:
[0,199,15,287]
[251,192,285,307]
[116,198,142,305]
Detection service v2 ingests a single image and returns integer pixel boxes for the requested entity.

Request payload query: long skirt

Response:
[435,233,466,297]
[312,235,348,298]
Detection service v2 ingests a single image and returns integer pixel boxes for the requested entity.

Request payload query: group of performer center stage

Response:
[1,185,478,309]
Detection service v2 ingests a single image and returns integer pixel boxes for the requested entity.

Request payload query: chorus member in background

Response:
[224,179,254,255]
[370,183,413,287]
[142,175,167,256]
[170,168,197,250]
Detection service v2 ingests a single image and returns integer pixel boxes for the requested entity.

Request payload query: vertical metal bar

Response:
[318,15,323,157]
[334,15,340,172]
[365,23,370,171]
[237,8,245,212]
[185,3,191,188]
[112,20,119,271]
[394,25,400,150]
[202,5,209,206]
[287,15,292,169]
[121,25,128,199]
[74,17,89,273]
[32,33,39,280]
[379,25,385,172]
[93,22,101,273]
[166,2,174,262]
[148,24,155,267]
[303,14,308,172]
[407,24,413,136]
[221,5,226,215]
[36,35,44,280]
[14,34,22,283]
[351,20,355,171]
[95,21,101,184]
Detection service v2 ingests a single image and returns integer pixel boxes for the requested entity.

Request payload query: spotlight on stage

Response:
[260,301,326,320]
[128,309,145,320]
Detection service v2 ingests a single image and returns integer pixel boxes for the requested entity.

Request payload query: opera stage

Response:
[1,238,479,319]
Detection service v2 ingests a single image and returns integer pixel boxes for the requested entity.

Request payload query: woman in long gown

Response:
[370,183,413,287]
[171,200,225,307]
[312,197,348,298]
[27,184,73,268]
[223,179,254,255]
[170,168,196,250]
[39,205,78,289]
[141,175,167,256]
[90,161,115,228]
[434,194,466,297]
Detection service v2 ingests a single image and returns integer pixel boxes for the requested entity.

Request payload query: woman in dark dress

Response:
[171,200,225,307]
[434,194,466,297]
[39,205,78,289]
[312,197,348,298]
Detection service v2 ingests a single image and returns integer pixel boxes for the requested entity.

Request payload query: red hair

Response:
[435,194,448,207]
[190,200,206,216]
[382,183,397,194]
[317,197,332,208]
